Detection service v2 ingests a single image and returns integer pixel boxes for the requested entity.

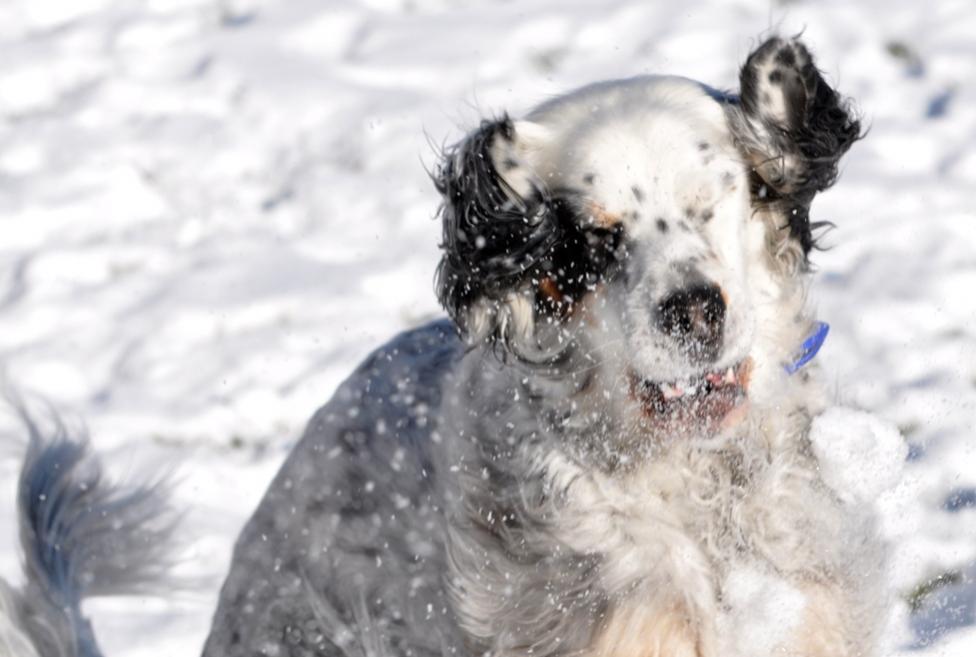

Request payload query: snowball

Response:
[809,407,908,505]
[718,566,807,656]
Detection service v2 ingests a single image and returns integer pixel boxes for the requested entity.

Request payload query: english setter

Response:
[4,37,887,657]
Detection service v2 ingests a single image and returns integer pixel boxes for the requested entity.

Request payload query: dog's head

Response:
[434,37,860,439]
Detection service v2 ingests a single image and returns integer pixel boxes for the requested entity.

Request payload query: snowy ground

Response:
[1,0,974,655]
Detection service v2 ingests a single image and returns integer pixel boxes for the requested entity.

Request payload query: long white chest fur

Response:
[534,425,879,657]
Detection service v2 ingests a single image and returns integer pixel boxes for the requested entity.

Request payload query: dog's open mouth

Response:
[628,358,752,432]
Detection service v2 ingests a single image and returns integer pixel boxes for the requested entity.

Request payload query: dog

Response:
[3,36,888,657]
[0,400,174,657]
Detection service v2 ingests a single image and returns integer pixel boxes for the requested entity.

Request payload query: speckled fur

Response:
[198,36,880,657]
[0,36,880,657]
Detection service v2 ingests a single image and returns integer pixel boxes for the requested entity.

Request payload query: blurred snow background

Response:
[1,0,974,654]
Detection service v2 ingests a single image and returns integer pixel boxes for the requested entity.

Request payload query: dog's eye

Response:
[533,199,625,312]
[750,170,781,201]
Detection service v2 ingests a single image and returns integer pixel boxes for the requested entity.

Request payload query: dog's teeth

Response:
[725,367,736,384]
[660,383,683,399]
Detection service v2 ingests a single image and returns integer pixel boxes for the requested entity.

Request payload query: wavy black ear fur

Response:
[733,37,862,256]
[433,117,620,347]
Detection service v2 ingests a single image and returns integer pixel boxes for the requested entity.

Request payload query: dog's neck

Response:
[454,332,826,476]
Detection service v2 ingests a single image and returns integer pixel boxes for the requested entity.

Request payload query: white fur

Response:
[455,73,889,657]
[0,581,40,657]
[495,77,790,383]
[810,407,908,505]
[717,565,808,656]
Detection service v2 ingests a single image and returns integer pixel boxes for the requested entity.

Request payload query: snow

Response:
[718,566,807,656]
[1,0,975,655]
[809,407,908,506]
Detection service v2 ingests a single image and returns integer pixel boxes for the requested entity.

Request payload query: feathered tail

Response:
[1,404,175,657]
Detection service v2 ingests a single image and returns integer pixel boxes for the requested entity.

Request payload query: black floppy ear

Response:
[733,37,862,254]
[434,117,623,351]
[433,117,557,343]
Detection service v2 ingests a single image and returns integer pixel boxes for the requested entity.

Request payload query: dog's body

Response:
[5,37,889,657]
[203,39,884,657]
[202,319,884,657]
[202,320,468,657]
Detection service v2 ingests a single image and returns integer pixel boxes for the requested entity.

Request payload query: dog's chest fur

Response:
[538,427,832,593]
[446,408,856,657]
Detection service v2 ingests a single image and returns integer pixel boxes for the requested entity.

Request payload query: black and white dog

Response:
[3,37,887,657]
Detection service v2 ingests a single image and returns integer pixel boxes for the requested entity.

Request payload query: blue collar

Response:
[784,321,829,374]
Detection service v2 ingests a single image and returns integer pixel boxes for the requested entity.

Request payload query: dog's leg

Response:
[588,598,710,657]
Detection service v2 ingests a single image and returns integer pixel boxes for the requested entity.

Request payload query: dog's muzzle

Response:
[628,358,752,435]
[655,283,726,363]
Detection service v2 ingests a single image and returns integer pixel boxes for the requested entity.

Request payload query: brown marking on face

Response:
[538,276,585,319]
[737,356,753,391]
[539,276,563,303]
[586,201,623,228]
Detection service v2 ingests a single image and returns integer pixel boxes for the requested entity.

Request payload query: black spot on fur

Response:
[631,185,644,202]
[503,157,519,171]
[776,46,797,66]
[656,218,669,233]
[679,221,691,232]
[700,208,714,222]
[582,173,595,185]
[697,141,710,151]
[684,206,695,219]
[533,199,624,311]
[433,117,623,340]
[768,69,783,84]
[737,37,863,258]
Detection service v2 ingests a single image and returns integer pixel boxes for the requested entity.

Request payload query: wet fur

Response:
[732,37,862,258]
[205,36,883,657]
[5,37,881,657]
[0,400,175,657]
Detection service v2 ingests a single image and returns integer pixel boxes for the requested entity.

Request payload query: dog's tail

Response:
[2,403,175,657]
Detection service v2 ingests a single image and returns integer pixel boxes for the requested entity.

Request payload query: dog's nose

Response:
[656,283,726,361]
